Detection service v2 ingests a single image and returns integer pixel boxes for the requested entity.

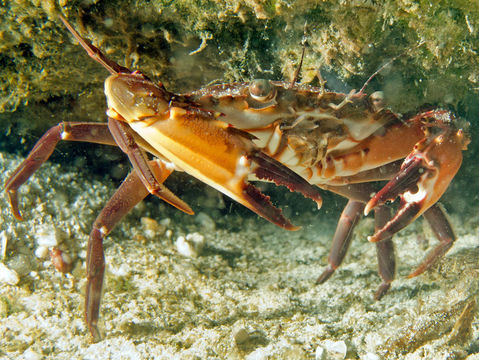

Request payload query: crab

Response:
[4,15,469,340]
[189,79,469,299]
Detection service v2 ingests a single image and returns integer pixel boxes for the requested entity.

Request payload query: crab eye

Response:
[369,91,385,112]
[249,79,276,102]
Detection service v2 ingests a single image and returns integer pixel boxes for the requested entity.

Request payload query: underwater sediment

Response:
[1,1,478,358]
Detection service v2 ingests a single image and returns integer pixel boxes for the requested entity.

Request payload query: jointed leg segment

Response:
[5,122,115,220]
[85,159,174,340]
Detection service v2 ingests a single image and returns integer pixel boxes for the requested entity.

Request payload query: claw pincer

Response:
[365,111,467,243]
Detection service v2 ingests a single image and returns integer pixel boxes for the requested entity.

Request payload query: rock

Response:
[175,233,205,257]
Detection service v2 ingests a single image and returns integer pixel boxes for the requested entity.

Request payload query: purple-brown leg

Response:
[85,160,173,340]
[5,122,116,220]
[374,205,395,300]
[408,203,456,278]
[317,183,397,299]
[107,118,193,215]
[316,200,365,284]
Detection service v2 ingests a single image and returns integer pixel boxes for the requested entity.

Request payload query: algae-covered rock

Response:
[0,1,477,131]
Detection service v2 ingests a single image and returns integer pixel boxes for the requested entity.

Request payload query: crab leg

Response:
[408,203,456,278]
[317,183,397,299]
[374,205,395,300]
[316,200,365,284]
[85,159,173,340]
[5,122,116,220]
[107,118,192,214]
[316,183,373,283]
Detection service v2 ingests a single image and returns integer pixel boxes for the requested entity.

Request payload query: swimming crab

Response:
[4,15,468,339]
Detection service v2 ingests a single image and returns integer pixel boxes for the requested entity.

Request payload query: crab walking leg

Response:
[107,118,193,215]
[374,205,395,300]
[316,183,375,283]
[86,159,172,340]
[408,203,456,278]
[5,122,116,220]
[316,200,365,284]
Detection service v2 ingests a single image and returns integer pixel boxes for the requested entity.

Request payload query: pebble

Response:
[141,217,166,238]
[0,231,8,259]
[0,263,20,285]
[176,233,205,257]
[195,212,216,231]
[316,340,347,360]
[8,253,35,276]
[35,225,59,247]
[22,349,42,360]
[35,245,49,259]
[315,346,325,360]
[160,218,171,227]
[233,327,250,345]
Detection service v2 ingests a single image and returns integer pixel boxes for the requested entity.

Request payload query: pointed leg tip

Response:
[316,266,335,284]
[13,212,24,221]
[407,267,424,279]
[7,191,24,221]
[287,224,301,231]
[11,202,24,221]
[364,202,374,216]
[89,325,102,343]
[368,234,379,243]
[374,282,391,300]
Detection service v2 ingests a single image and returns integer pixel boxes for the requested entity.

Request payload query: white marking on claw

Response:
[234,155,250,181]
[403,188,427,204]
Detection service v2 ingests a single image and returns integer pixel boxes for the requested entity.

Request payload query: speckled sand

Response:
[1,151,478,359]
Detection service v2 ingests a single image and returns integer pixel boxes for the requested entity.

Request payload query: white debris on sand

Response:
[1,153,478,359]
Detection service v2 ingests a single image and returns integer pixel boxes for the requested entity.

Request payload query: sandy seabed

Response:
[1,151,478,360]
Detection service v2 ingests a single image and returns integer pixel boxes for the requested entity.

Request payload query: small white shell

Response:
[35,245,49,259]
[0,263,20,285]
[176,233,205,258]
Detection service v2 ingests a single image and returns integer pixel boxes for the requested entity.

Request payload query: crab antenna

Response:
[358,41,426,94]
[289,22,308,89]
[59,14,131,75]
[289,46,306,89]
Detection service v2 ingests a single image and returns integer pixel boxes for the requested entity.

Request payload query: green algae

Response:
[0,1,477,131]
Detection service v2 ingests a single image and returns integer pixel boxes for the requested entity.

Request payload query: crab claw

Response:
[233,151,322,231]
[250,151,323,209]
[365,127,466,242]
